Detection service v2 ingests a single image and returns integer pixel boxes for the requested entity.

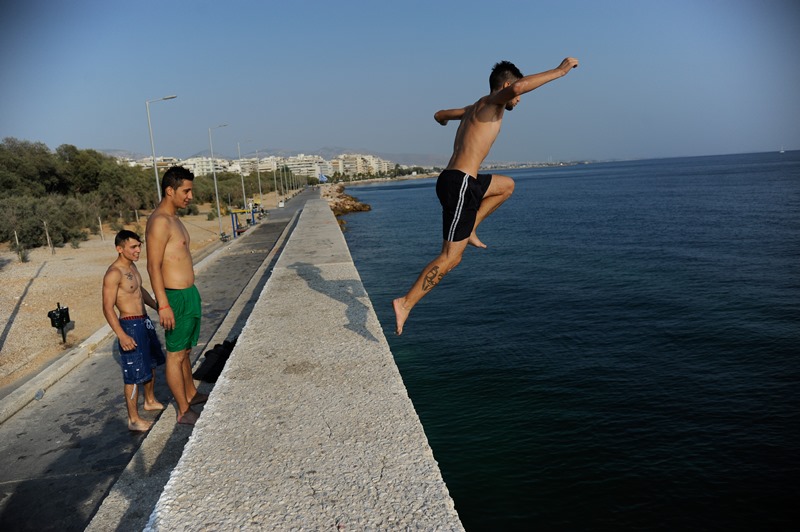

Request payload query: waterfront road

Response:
[0,188,316,531]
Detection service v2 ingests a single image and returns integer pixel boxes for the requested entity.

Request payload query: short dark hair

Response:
[161,166,194,197]
[115,229,141,248]
[490,60,523,91]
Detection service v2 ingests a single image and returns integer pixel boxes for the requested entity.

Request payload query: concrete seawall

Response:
[145,200,463,530]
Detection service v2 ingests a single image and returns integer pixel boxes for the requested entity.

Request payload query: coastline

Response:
[321,184,371,229]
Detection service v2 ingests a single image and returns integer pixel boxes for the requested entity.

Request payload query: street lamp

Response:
[272,159,279,207]
[208,124,228,239]
[146,95,177,202]
[281,161,291,203]
[255,148,264,207]
[237,142,247,209]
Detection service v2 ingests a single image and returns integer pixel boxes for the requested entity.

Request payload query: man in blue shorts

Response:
[393,57,579,335]
[102,230,165,431]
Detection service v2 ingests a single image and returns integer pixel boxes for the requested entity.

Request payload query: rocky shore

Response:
[321,184,371,229]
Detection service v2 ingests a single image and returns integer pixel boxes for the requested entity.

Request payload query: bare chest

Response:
[118,268,141,294]
[165,223,191,258]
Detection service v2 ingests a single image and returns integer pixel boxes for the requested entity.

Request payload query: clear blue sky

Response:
[1,0,798,163]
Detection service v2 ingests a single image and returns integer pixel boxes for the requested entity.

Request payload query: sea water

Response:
[342,152,799,530]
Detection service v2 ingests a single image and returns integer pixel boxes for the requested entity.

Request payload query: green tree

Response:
[0,137,61,197]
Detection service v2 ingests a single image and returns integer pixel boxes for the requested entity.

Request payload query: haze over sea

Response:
[342,152,799,530]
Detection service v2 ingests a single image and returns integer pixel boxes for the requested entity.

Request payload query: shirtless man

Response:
[102,230,165,432]
[146,166,207,425]
[393,57,579,335]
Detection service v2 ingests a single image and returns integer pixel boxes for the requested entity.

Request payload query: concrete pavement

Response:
[140,199,463,530]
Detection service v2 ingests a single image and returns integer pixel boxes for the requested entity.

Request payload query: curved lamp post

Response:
[146,95,177,202]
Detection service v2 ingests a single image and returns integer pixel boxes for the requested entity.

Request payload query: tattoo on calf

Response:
[423,266,441,292]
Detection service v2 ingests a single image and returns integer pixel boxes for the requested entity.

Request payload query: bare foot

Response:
[128,418,153,432]
[176,408,199,425]
[189,392,209,405]
[144,400,165,411]
[468,232,487,249]
[393,298,410,336]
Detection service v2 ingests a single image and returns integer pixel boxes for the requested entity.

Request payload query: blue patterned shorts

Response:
[118,316,166,385]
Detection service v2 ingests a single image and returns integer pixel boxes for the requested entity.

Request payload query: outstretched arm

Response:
[434,107,467,126]
[488,57,579,106]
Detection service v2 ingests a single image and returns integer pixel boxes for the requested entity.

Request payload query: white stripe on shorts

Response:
[447,173,470,241]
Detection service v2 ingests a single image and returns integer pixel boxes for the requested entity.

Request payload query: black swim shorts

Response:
[436,169,492,242]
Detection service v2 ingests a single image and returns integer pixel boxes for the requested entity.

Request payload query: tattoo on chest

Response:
[125,272,134,281]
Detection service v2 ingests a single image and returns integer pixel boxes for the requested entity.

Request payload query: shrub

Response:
[178,204,199,216]
[11,243,29,263]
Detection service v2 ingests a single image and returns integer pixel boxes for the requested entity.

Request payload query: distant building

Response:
[284,154,335,177]
[121,151,401,178]
[182,157,229,176]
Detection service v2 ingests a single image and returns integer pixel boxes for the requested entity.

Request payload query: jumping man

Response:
[393,57,579,335]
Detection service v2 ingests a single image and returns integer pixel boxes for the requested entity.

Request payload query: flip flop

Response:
[176,412,197,425]
[189,393,208,405]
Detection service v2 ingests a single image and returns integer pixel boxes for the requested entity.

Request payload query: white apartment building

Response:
[136,156,180,170]
[334,154,392,176]
[362,154,393,175]
[336,154,365,176]
[181,157,230,176]
[283,154,336,177]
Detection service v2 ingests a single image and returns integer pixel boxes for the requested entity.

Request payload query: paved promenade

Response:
[90,199,463,530]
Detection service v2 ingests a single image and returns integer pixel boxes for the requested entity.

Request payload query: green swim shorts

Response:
[164,285,202,352]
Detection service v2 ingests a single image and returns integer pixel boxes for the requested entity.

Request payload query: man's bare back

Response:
[439,97,505,178]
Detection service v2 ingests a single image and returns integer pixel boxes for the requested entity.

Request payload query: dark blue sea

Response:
[341,152,800,531]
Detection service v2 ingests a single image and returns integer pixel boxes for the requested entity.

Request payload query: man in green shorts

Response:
[146,166,208,425]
